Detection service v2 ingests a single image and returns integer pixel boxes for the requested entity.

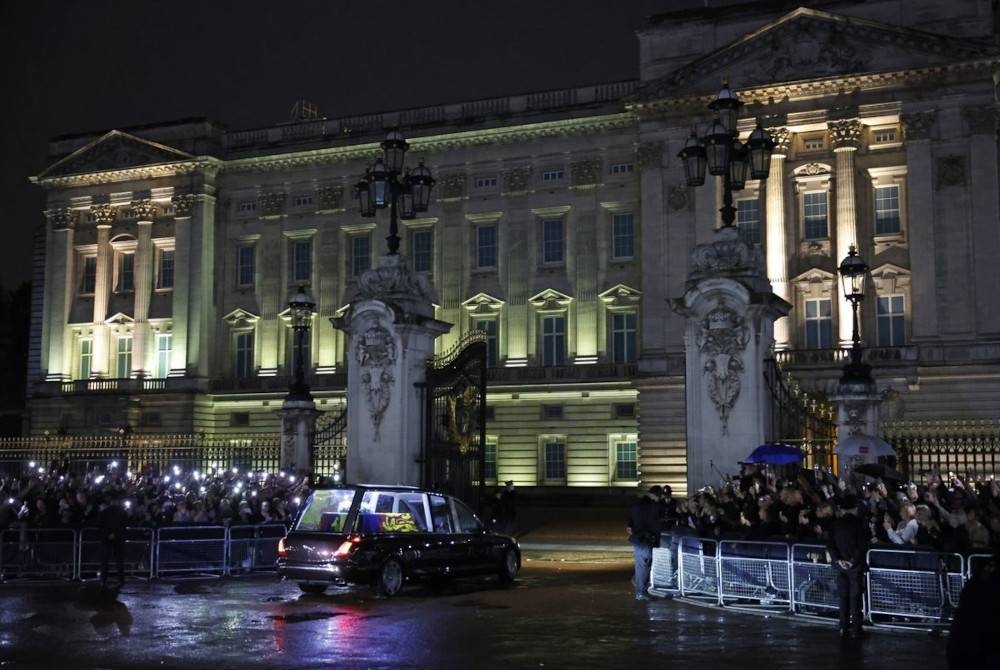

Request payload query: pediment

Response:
[39,130,195,179]
[529,288,573,312]
[105,312,134,326]
[791,267,836,284]
[598,284,642,308]
[633,7,1000,102]
[461,292,505,315]
[223,308,260,329]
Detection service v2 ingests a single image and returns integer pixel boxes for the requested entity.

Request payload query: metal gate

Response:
[764,358,838,468]
[422,332,487,509]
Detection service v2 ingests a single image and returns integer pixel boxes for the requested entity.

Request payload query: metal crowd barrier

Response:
[650,534,982,630]
[0,525,286,582]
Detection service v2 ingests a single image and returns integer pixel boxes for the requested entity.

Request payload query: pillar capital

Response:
[171,193,198,218]
[636,141,664,171]
[91,203,116,226]
[767,127,792,157]
[46,207,76,231]
[901,110,937,141]
[828,119,862,151]
[129,199,157,222]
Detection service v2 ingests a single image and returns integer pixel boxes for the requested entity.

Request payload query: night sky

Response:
[0,0,685,290]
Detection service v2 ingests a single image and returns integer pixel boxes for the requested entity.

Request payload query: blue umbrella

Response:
[743,443,805,465]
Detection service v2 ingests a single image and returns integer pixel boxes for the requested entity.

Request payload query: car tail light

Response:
[335,536,360,557]
[278,537,288,558]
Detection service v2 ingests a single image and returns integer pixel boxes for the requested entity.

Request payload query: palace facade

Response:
[27,0,1000,494]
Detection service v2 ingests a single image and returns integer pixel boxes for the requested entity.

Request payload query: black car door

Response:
[452,497,493,572]
[426,493,468,574]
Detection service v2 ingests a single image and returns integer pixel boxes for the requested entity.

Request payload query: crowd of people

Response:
[654,463,1000,555]
[0,461,309,531]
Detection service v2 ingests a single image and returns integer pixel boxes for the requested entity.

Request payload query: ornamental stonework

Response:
[437,173,466,200]
[768,127,792,156]
[46,208,76,230]
[936,156,966,189]
[636,142,664,171]
[90,203,116,225]
[570,159,602,187]
[827,119,862,149]
[901,111,937,141]
[128,199,157,221]
[697,303,750,435]
[962,106,999,136]
[258,192,287,217]
[667,184,689,211]
[171,194,197,217]
[317,185,343,211]
[502,167,531,193]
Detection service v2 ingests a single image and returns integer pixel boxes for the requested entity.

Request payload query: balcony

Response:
[486,363,637,384]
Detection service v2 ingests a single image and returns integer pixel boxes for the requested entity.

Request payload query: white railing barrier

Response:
[0,528,77,582]
[718,540,791,610]
[790,543,839,615]
[78,527,155,581]
[866,548,964,627]
[155,526,229,577]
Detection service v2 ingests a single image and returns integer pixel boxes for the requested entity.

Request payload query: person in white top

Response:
[884,502,918,545]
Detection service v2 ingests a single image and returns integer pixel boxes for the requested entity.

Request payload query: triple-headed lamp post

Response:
[354,130,435,254]
[838,245,872,384]
[287,285,316,400]
[677,82,775,227]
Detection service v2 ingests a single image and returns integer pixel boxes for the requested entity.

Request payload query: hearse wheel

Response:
[377,558,405,597]
[497,547,519,584]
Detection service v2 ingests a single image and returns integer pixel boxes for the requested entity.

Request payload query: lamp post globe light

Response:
[287,284,316,400]
[838,245,873,384]
[354,129,435,254]
[677,81,775,227]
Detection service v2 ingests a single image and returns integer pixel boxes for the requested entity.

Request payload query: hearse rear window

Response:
[295,489,356,532]
[356,490,429,533]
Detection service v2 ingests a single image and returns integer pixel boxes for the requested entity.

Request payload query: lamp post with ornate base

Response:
[832,245,881,479]
[279,285,319,475]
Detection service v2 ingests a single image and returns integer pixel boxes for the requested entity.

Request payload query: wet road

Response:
[0,556,949,670]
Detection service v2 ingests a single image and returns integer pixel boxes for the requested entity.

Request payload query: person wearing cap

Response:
[826,494,870,638]
[627,485,663,601]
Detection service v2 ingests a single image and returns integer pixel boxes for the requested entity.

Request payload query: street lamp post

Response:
[838,245,872,384]
[354,130,435,254]
[287,284,316,400]
[677,81,775,228]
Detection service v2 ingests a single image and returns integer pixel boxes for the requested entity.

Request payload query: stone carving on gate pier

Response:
[697,304,750,434]
[355,323,397,441]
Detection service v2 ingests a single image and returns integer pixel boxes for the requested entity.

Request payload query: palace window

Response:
[351,234,371,277]
[156,249,174,289]
[874,185,901,235]
[411,229,433,274]
[541,437,566,482]
[81,255,97,294]
[237,199,257,214]
[877,295,905,346]
[613,437,638,481]
[235,331,255,379]
[293,194,313,208]
[484,438,497,482]
[542,169,564,182]
[541,219,564,264]
[473,175,498,189]
[476,224,497,269]
[609,162,634,175]
[115,336,133,378]
[155,334,172,379]
[290,238,312,283]
[79,339,93,380]
[118,252,135,292]
[237,245,255,287]
[612,213,634,260]
[736,199,761,246]
[803,192,828,240]
[611,312,637,363]
[541,315,566,366]
[474,318,499,367]
[804,298,833,349]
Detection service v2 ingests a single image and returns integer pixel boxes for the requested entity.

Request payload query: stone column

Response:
[765,128,792,350]
[43,208,76,380]
[673,227,790,493]
[278,402,320,474]
[829,119,862,347]
[963,105,1000,334]
[901,111,938,339]
[830,381,881,480]
[169,195,193,375]
[91,204,115,377]
[131,200,156,377]
[332,254,452,486]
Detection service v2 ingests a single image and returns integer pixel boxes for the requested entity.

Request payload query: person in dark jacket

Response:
[627,485,662,601]
[98,492,129,589]
[826,495,870,638]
